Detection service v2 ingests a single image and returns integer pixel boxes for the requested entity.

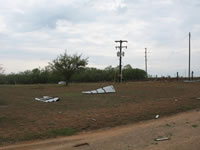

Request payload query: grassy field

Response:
[1,81,200,145]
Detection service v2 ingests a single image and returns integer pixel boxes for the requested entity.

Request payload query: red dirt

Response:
[1,81,200,146]
[1,110,200,150]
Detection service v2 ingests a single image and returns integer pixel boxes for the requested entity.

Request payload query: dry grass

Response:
[0,81,200,145]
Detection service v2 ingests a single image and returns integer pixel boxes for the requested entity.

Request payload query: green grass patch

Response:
[0,100,7,105]
[165,123,172,127]
[192,124,198,128]
[46,128,77,137]
[167,132,173,137]
[0,117,8,123]
[22,128,77,141]
[0,137,13,145]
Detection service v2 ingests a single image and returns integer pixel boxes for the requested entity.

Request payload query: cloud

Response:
[1,58,49,73]
[91,0,127,11]
[0,0,200,77]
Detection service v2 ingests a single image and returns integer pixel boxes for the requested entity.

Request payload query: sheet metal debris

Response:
[87,118,97,122]
[155,137,169,141]
[35,96,59,103]
[82,85,116,94]
[155,115,159,119]
[58,81,66,85]
[74,142,89,147]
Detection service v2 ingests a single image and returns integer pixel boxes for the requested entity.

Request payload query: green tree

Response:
[49,52,88,85]
[0,64,5,74]
[123,64,132,70]
[123,64,147,81]
[104,65,116,81]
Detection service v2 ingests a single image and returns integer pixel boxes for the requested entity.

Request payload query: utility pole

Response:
[145,48,148,77]
[177,72,179,81]
[191,71,194,80]
[188,32,191,80]
[115,40,128,83]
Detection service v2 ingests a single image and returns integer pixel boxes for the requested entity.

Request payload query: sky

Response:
[0,0,200,77]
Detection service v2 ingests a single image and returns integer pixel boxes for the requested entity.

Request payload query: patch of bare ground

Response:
[1,110,200,150]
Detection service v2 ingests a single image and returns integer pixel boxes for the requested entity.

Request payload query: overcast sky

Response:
[0,0,200,77]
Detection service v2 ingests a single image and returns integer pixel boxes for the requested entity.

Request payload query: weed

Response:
[192,124,198,128]
[167,132,173,137]
[165,123,171,127]
[0,117,8,123]
[0,137,13,145]
[0,101,7,105]
[23,128,77,141]
[46,128,77,137]
[151,142,158,145]
[23,133,43,141]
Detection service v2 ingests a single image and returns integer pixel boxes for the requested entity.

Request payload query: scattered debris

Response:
[81,125,90,130]
[82,85,116,94]
[184,80,200,83]
[155,137,169,141]
[175,99,178,102]
[58,81,66,85]
[155,115,159,119]
[35,96,59,103]
[91,118,96,122]
[87,118,97,122]
[74,142,89,147]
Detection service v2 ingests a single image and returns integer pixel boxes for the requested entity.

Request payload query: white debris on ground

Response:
[58,81,66,85]
[82,85,116,94]
[155,115,159,119]
[184,80,200,83]
[155,137,169,141]
[35,96,60,102]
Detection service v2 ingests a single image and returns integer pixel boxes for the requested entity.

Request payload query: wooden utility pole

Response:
[115,40,128,82]
[145,48,148,77]
[177,72,179,81]
[188,32,191,80]
[192,71,194,80]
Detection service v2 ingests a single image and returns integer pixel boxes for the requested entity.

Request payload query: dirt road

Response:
[1,110,200,150]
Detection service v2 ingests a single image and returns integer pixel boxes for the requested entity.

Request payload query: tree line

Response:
[0,52,147,84]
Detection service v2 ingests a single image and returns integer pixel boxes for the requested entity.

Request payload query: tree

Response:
[123,64,132,70]
[122,64,147,81]
[0,64,5,74]
[49,52,88,85]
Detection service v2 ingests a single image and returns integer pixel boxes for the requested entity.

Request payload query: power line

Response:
[188,32,191,80]
[115,40,128,83]
[145,48,148,77]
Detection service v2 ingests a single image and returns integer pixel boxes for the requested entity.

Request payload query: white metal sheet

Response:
[96,88,105,94]
[82,85,116,94]
[103,85,116,93]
